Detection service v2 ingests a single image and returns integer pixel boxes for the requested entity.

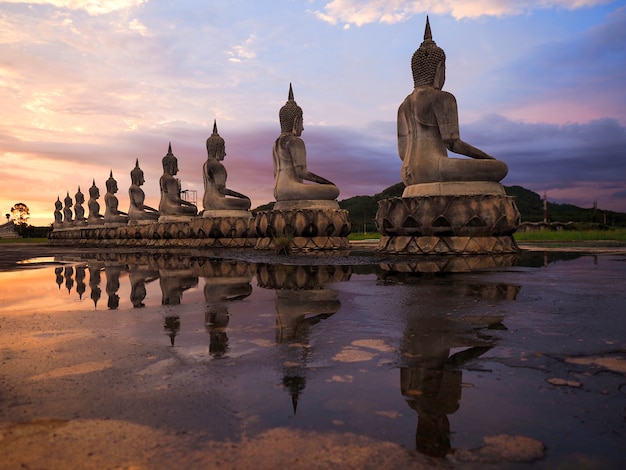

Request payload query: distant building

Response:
[0,221,21,238]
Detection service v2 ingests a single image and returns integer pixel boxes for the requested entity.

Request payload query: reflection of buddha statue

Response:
[104,171,129,224]
[203,267,254,358]
[74,187,87,224]
[64,266,74,294]
[88,263,103,308]
[55,266,63,289]
[158,143,198,217]
[54,197,63,226]
[75,266,86,300]
[202,120,251,213]
[63,192,74,224]
[129,265,159,308]
[275,288,341,343]
[128,159,160,222]
[105,264,123,310]
[398,18,508,187]
[87,180,105,225]
[159,270,198,305]
[273,84,339,202]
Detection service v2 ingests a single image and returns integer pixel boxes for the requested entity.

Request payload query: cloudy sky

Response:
[1,0,625,226]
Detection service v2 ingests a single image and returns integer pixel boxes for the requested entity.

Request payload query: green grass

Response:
[514,229,626,242]
[0,237,48,244]
[348,232,381,241]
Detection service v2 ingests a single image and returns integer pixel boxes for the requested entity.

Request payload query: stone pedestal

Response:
[375,182,520,255]
[254,200,351,251]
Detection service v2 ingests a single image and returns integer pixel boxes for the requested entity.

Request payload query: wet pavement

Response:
[0,243,625,469]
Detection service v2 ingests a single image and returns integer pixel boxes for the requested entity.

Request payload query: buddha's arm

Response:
[397,103,409,161]
[223,188,250,199]
[438,93,495,160]
[289,138,335,185]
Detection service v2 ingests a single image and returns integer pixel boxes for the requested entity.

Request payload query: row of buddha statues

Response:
[54,18,511,231]
[54,83,344,228]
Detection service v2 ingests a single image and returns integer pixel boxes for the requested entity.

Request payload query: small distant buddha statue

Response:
[273,84,339,202]
[202,120,251,214]
[158,143,198,217]
[397,17,508,187]
[128,159,159,222]
[74,186,87,224]
[87,179,105,225]
[63,191,74,224]
[54,196,63,226]
[104,171,129,224]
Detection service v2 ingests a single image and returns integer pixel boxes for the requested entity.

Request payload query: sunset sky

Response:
[1,0,625,226]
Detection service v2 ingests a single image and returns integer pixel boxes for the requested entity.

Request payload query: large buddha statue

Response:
[397,18,508,187]
[87,180,105,225]
[104,171,129,224]
[128,159,159,222]
[74,186,87,224]
[62,191,73,224]
[158,143,198,217]
[273,84,339,202]
[202,120,251,213]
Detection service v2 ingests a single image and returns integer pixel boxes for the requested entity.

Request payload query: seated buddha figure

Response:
[63,191,74,224]
[158,143,198,217]
[54,196,63,226]
[397,17,508,187]
[128,159,159,222]
[202,120,251,213]
[87,180,105,224]
[273,84,339,202]
[104,171,129,224]
[74,186,87,224]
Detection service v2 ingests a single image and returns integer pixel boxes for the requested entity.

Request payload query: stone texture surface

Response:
[378,235,519,255]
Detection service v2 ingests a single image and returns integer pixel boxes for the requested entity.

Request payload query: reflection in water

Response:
[75,266,86,300]
[129,265,159,308]
[105,263,124,310]
[55,267,63,289]
[64,266,74,294]
[203,261,255,358]
[160,269,198,345]
[257,264,352,414]
[388,274,520,457]
[88,263,103,308]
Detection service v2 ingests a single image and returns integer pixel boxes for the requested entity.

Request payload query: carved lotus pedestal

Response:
[375,182,521,255]
[254,200,351,251]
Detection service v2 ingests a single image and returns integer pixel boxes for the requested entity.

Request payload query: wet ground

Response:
[0,243,625,469]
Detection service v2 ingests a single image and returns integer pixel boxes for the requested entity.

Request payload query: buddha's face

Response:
[76,193,84,204]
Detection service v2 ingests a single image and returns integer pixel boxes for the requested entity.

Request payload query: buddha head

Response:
[131,159,145,186]
[106,170,118,193]
[162,143,179,176]
[89,180,100,199]
[279,83,303,135]
[206,120,226,160]
[55,196,63,210]
[64,191,73,208]
[75,186,84,204]
[411,17,446,89]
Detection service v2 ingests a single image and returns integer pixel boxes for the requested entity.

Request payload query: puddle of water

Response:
[0,251,625,468]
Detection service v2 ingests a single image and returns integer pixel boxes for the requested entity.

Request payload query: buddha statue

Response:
[74,186,86,224]
[128,159,159,222]
[54,196,63,226]
[87,180,105,224]
[202,120,251,213]
[397,17,508,187]
[63,191,73,224]
[158,143,198,217]
[104,171,129,224]
[273,84,339,202]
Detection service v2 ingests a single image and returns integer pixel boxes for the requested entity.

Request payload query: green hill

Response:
[254,183,626,230]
